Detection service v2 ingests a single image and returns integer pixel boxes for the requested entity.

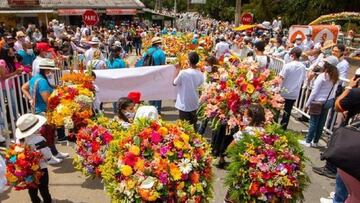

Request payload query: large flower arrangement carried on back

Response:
[225,125,310,203]
[73,116,125,178]
[198,57,284,130]
[47,73,95,129]
[100,119,214,202]
[5,144,43,190]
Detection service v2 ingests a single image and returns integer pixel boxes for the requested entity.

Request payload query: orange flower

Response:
[134,159,145,172]
[157,127,168,136]
[190,172,200,183]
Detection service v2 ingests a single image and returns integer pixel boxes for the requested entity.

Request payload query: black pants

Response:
[280,99,296,130]
[179,110,198,131]
[28,168,52,203]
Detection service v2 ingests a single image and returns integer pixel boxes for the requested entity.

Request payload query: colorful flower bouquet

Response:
[73,115,126,177]
[73,125,113,178]
[225,125,310,202]
[5,144,43,190]
[47,73,95,129]
[198,59,284,130]
[100,119,214,202]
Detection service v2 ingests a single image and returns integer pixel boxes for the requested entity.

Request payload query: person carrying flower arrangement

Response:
[114,97,136,129]
[173,51,204,131]
[233,104,266,142]
[21,59,69,165]
[15,113,53,203]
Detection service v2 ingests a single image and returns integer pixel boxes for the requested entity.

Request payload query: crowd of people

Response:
[0,14,359,203]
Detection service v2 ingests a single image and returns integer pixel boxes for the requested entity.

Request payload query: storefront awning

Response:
[57,9,86,16]
[0,9,54,14]
[106,9,137,15]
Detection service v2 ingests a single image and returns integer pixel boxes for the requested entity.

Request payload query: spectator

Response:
[332,44,349,81]
[279,47,306,130]
[300,56,339,147]
[32,28,43,42]
[16,41,35,71]
[173,51,204,130]
[87,49,107,70]
[84,37,104,64]
[32,42,53,76]
[253,40,271,69]
[114,97,135,129]
[302,32,314,52]
[319,69,360,203]
[214,35,230,59]
[106,46,126,69]
[14,31,26,51]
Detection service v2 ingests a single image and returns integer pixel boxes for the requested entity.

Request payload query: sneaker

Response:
[299,140,311,147]
[312,166,336,179]
[0,135,5,143]
[311,142,319,148]
[48,156,63,165]
[320,197,333,203]
[330,192,335,199]
[55,152,69,159]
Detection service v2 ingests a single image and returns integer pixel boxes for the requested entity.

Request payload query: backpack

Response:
[142,48,157,66]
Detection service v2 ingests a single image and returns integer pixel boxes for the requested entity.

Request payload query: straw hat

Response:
[16,31,26,38]
[39,59,59,70]
[88,37,101,45]
[15,114,47,139]
[151,37,162,45]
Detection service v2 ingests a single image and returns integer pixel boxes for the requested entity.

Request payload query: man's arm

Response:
[335,77,360,112]
[173,64,181,86]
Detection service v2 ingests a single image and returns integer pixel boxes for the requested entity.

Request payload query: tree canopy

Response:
[141,0,360,26]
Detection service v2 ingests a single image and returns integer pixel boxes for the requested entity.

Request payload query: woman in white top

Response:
[300,57,339,147]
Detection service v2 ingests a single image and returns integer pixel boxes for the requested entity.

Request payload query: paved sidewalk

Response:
[1,101,335,203]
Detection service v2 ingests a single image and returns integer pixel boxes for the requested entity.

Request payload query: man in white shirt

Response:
[302,33,314,52]
[279,47,306,130]
[84,37,104,64]
[253,40,272,69]
[332,44,349,80]
[214,35,230,60]
[173,52,204,130]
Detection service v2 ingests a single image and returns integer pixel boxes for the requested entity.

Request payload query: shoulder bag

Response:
[308,84,335,116]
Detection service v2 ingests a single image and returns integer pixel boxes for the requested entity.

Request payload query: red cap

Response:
[128,92,141,104]
[36,42,52,52]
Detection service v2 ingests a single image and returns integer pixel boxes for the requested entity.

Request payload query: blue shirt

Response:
[136,47,166,67]
[192,38,199,45]
[29,74,53,114]
[17,50,36,66]
[106,58,126,69]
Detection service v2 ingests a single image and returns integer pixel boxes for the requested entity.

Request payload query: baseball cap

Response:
[319,55,339,67]
[36,42,53,52]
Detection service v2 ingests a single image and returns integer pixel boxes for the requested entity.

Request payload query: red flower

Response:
[48,96,61,110]
[220,81,227,90]
[92,141,100,153]
[248,182,260,195]
[103,132,113,144]
[151,131,162,145]
[123,152,138,167]
[64,87,78,100]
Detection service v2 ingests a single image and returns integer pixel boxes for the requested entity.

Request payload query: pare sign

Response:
[82,10,99,26]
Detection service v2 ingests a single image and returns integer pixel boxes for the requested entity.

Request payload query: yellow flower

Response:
[134,159,145,172]
[129,145,140,156]
[174,140,184,149]
[176,181,185,190]
[246,84,255,94]
[120,165,133,177]
[180,133,189,143]
[126,179,136,189]
[170,164,182,180]
[31,164,40,171]
[157,127,168,136]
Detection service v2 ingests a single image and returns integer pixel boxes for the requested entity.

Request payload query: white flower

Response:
[179,159,192,174]
[14,146,24,153]
[139,177,156,189]
[246,70,254,81]
[64,116,74,129]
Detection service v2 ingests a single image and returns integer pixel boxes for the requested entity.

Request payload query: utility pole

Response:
[235,0,242,26]
[187,0,190,12]
[174,0,177,14]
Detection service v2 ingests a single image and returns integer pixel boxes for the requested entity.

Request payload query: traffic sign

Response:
[82,10,99,26]
[241,12,253,25]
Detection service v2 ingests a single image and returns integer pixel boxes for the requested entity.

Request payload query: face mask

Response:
[124,112,135,120]
[243,116,251,126]
[26,49,34,55]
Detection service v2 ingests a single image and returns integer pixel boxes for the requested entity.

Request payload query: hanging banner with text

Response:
[93,65,177,102]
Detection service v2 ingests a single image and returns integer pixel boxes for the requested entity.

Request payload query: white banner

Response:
[93,65,177,102]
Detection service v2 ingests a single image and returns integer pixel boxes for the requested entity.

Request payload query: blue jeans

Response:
[333,174,348,203]
[306,99,334,143]
[149,100,162,114]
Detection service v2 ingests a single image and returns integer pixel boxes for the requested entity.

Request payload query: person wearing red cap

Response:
[32,42,53,76]
[128,92,141,104]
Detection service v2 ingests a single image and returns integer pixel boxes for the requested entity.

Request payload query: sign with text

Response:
[82,10,99,26]
[241,12,253,25]
[191,0,206,4]
[8,0,39,6]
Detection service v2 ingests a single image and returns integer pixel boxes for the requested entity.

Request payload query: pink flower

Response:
[151,131,162,145]
[160,146,169,156]
[159,172,168,185]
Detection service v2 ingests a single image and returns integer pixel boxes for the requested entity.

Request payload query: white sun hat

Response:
[88,37,101,45]
[135,106,159,120]
[39,58,59,70]
[15,114,47,139]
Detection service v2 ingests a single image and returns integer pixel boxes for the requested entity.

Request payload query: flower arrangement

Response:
[47,73,95,130]
[5,144,43,190]
[225,125,310,203]
[73,125,113,177]
[73,115,126,177]
[100,119,214,202]
[198,58,284,130]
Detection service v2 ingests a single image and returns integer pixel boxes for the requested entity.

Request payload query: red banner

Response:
[58,9,86,16]
[8,0,39,6]
[106,9,137,16]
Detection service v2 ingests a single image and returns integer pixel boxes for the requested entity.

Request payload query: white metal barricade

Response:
[269,56,285,74]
